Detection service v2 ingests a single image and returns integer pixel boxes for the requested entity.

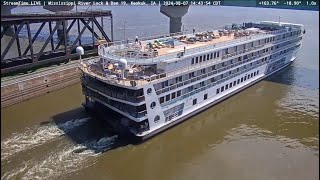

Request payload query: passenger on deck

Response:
[135,36,139,44]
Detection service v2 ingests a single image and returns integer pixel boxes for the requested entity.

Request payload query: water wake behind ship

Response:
[1,117,90,161]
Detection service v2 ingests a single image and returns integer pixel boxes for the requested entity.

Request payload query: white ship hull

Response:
[79,21,304,143]
[139,52,297,141]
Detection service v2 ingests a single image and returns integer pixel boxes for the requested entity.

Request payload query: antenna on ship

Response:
[76,46,84,63]
[278,16,281,25]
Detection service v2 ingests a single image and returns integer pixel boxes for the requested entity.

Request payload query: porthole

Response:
[147,88,152,94]
[154,115,160,123]
[150,102,156,109]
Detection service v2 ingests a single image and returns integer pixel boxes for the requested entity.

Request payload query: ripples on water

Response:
[1,118,119,180]
[1,118,90,161]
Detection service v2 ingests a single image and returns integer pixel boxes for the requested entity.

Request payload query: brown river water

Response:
[1,6,319,180]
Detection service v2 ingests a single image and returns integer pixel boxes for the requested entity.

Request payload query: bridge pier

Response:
[1,5,17,36]
[160,5,189,33]
[57,20,69,45]
[43,6,75,46]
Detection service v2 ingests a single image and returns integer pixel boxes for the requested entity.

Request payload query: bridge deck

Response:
[1,10,112,23]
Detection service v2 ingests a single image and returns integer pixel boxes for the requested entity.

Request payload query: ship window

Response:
[160,97,164,104]
[216,88,220,94]
[150,102,156,109]
[226,84,229,90]
[177,90,181,97]
[248,74,250,79]
[203,55,206,61]
[166,94,170,101]
[191,58,195,64]
[254,72,256,76]
[172,92,176,99]
[221,86,224,92]
[237,68,239,72]
[251,73,253,77]
[217,52,220,57]
[238,57,241,61]
[225,48,229,54]
[222,62,225,66]
[257,70,259,74]
[193,99,197,105]
[200,56,202,62]
[233,81,236,86]
[213,65,216,70]
[204,94,208,100]
[237,79,240,84]
[154,115,160,123]
[241,77,243,82]
[196,57,199,63]
[251,42,254,47]
[206,54,209,60]
[235,46,238,52]
[201,68,206,74]
[210,53,213,59]
[244,76,247,81]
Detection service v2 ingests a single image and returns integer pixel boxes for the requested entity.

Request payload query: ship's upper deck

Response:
[141,33,236,57]
[97,22,297,65]
[79,21,303,88]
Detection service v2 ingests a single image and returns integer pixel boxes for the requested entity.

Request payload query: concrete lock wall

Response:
[1,66,81,108]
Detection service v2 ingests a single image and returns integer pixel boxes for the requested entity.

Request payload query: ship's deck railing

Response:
[98,28,289,64]
[81,77,146,103]
[81,33,301,88]
[83,86,147,118]
[154,36,302,95]
[151,33,299,86]
[160,44,301,109]
[161,62,266,108]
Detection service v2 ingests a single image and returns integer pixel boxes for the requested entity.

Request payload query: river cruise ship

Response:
[78,21,305,141]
